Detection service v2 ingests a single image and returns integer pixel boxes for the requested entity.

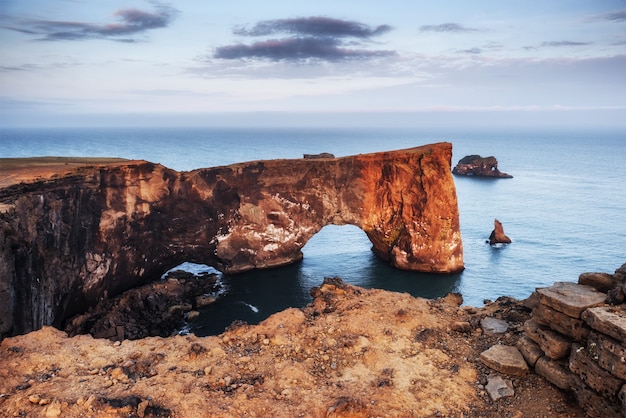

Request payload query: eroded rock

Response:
[488,219,511,245]
[452,155,512,178]
[0,144,464,336]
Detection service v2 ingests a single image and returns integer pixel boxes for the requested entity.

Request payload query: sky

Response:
[1,0,625,128]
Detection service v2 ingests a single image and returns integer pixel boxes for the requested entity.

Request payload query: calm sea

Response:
[2,126,625,336]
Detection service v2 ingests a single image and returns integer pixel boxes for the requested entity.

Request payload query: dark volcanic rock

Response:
[0,143,464,337]
[452,154,512,178]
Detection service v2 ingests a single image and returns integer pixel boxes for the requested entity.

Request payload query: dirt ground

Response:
[0,279,586,418]
[0,157,137,189]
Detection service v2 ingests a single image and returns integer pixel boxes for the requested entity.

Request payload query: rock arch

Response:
[0,143,463,335]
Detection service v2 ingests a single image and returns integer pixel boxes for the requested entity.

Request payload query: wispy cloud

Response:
[419,23,478,33]
[214,16,395,62]
[588,8,626,22]
[1,1,178,42]
[457,47,482,54]
[541,41,592,47]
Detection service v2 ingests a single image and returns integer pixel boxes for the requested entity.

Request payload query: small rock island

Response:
[452,155,513,178]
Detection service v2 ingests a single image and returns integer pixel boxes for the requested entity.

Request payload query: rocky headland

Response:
[0,144,463,338]
[452,155,513,178]
[2,149,625,417]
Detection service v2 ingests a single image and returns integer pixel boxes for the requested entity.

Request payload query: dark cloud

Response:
[214,37,395,61]
[419,23,478,33]
[541,41,592,47]
[1,1,178,41]
[214,16,395,62]
[233,16,392,38]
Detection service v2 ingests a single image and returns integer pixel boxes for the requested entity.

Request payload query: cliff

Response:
[0,143,463,337]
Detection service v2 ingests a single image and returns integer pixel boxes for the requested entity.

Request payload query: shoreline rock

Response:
[0,277,590,418]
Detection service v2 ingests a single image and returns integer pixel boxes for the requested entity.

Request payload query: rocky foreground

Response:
[2,276,602,418]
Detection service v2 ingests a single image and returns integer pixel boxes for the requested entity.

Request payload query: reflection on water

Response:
[189,225,461,336]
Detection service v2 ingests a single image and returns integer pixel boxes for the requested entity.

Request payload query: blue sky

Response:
[1,0,625,128]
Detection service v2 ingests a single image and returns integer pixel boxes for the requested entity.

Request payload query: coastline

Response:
[0,278,589,417]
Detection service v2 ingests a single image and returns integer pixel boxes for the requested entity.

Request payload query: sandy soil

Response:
[0,157,138,189]
[0,279,585,418]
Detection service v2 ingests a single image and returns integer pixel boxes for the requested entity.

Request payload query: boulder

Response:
[452,155,512,178]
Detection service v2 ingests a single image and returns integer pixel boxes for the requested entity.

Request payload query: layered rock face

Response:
[0,142,463,336]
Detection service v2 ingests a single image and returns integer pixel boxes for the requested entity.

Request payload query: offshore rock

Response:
[0,143,463,336]
[488,219,511,245]
[452,155,513,178]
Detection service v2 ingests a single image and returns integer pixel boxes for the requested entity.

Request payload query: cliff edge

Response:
[0,143,463,337]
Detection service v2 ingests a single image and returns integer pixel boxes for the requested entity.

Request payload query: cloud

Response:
[419,23,478,33]
[214,16,395,62]
[589,8,626,22]
[214,37,395,61]
[1,1,178,41]
[541,41,592,47]
[234,16,392,38]
[457,47,482,54]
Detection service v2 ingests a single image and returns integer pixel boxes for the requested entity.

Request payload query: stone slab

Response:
[516,335,544,367]
[535,356,572,390]
[480,317,509,335]
[524,319,571,360]
[570,375,623,418]
[480,344,528,376]
[588,331,626,380]
[532,303,590,341]
[485,375,514,401]
[569,343,623,400]
[536,282,606,318]
[582,305,626,343]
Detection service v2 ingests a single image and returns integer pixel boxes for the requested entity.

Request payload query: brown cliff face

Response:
[0,143,463,337]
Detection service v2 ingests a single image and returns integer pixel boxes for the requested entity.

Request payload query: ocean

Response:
[1,126,625,336]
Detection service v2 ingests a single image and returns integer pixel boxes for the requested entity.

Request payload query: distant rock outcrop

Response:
[489,219,512,245]
[0,143,464,336]
[453,155,512,178]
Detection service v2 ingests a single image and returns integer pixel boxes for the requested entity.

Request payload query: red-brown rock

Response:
[0,144,464,336]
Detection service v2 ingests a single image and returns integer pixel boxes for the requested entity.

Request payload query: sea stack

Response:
[489,219,512,245]
[452,155,513,178]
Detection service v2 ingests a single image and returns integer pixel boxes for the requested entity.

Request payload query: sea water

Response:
[2,126,625,336]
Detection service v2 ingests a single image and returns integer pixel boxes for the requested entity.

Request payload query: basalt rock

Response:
[0,143,464,337]
[489,219,512,245]
[452,155,512,178]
